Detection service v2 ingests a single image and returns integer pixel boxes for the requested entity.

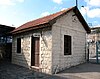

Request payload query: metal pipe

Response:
[76,0,78,7]
[87,42,89,62]
[96,41,99,63]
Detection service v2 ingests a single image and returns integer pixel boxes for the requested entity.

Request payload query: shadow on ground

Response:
[0,61,100,79]
[0,61,68,79]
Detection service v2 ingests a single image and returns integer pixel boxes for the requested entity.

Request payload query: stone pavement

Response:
[57,63,100,79]
[0,61,47,79]
[0,61,100,79]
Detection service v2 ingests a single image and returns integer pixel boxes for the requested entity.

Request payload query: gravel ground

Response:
[0,61,100,79]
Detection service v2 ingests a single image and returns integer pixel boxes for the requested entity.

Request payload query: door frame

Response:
[31,36,40,67]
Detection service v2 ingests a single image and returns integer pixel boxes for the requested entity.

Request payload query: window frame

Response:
[17,38,21,53]
[64,35,72,55]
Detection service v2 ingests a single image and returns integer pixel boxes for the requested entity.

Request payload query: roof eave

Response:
[73,6,91,34]
[12,23,51,34]
[12,7,75,34]
[12,6,91,34]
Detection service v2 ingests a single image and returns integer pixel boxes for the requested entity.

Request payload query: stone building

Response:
[87,26,100,58]
[12,6,90,74]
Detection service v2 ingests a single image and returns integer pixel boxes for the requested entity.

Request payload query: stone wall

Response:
[40,29,52,74]
[52,10,86,73]
[12,33,31,68]
[12,28,52,74]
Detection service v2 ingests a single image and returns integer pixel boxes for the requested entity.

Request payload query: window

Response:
[17,38,21,53]
[7,36,12,43]
[0,36,6,44]
[64,35,71,55]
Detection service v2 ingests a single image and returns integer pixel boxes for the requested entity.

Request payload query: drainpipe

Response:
[85,34,87,61]
[87,42,89,62]
[96,41,99,64]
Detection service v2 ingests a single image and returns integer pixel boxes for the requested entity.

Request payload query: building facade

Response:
[12,6,90,74]
[87,26,100,58]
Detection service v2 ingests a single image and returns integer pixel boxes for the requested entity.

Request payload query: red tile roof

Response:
[12,6,91,34]
[12,7,74,34]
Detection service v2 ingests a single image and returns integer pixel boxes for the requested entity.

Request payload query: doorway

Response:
[31,36,40,67]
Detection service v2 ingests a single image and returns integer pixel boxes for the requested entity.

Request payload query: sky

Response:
[0,0,100,28]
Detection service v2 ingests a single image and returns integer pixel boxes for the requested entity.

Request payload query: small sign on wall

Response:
[33,33,41,37]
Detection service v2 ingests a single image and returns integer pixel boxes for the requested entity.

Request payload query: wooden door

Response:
[31,36,40,67]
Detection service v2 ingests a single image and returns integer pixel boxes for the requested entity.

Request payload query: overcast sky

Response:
[0,0,100,27]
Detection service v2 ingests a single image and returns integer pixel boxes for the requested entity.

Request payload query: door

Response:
[31,36,40,67]
[6,43,12,61]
